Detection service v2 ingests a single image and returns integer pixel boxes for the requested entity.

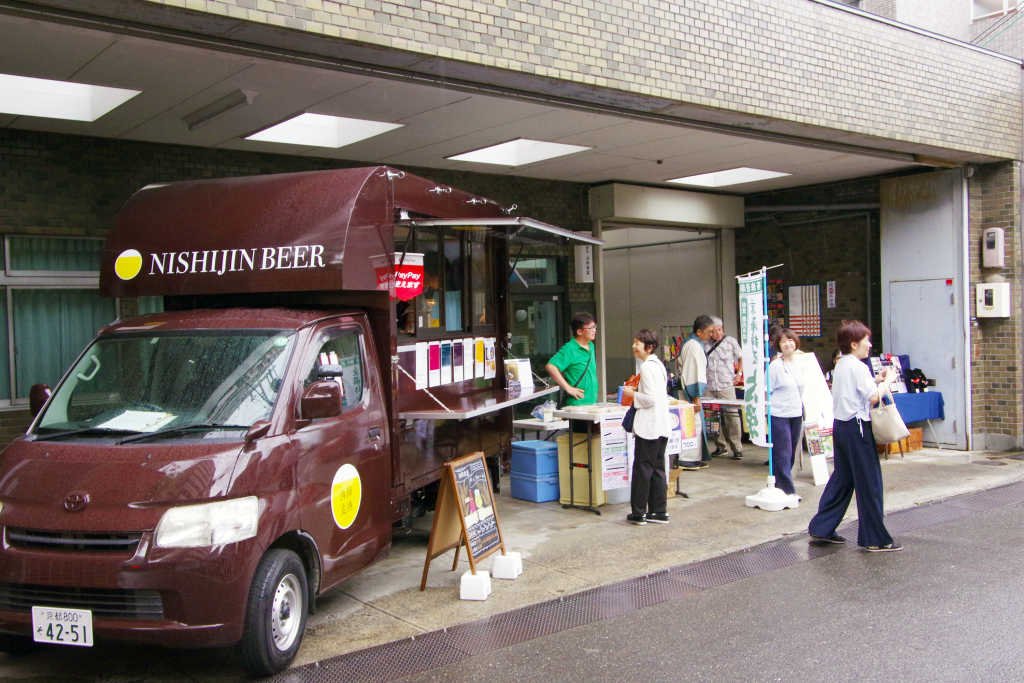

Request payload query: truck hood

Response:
[0,438,245,532]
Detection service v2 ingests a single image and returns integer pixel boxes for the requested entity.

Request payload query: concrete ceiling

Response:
[0,13,925,194]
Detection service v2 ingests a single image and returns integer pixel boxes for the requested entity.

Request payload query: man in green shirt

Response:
[546,312,598,406]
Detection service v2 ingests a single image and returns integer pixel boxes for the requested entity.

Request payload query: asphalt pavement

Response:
[389,489,1024,683]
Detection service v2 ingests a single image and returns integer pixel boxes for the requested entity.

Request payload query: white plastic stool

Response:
[492,552,523,580]
[460,570,492,601]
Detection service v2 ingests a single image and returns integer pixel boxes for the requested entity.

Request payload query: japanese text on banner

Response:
[738,273,769,448]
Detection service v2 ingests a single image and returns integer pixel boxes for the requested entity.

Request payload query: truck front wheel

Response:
[238,549,309,676]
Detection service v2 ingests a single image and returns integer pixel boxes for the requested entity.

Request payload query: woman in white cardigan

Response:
[622,329,672,525]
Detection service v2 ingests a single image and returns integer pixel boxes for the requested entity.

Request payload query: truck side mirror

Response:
[245,420,271,443]
[300,381,343,420]
[29,384,51,418]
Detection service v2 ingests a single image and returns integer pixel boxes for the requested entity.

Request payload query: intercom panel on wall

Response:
[976,282,1010,318]
[983,228,1005,268]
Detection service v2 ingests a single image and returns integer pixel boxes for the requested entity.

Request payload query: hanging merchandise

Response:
[766,278,785,328]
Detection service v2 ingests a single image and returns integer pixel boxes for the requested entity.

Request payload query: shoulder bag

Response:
[870,388,910,444]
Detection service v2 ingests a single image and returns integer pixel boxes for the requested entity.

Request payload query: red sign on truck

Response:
[371,252,424,301]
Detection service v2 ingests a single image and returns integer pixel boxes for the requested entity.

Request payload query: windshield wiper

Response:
[119,423,251,445]
[32,427,143,442]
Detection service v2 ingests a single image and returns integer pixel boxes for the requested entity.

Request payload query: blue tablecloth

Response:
[892,392,944,423]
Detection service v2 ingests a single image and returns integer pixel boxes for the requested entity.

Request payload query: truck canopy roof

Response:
[100,166,514,299]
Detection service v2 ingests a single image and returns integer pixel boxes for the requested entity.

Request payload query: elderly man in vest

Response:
[704,316,744,459]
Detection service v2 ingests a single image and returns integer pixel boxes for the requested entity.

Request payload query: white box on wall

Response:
[983,228,1005,268]
[976,282,1010,318]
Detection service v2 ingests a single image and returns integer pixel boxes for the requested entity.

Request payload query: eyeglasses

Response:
[582,325,597,331]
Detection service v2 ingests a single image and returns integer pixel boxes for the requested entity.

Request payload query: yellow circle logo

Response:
[331,464,361,529]
[114,249,142,280]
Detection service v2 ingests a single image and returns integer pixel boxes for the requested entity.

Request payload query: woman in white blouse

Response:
[622,329,672,525]
[808,320,901,552]
[768,329,805,500]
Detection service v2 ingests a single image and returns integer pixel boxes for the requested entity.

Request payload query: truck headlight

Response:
[154,497,258,548]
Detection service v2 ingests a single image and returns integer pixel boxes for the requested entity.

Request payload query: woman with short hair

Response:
[622,329,672,525]
[808,320,901,552]
[768,328,804,500]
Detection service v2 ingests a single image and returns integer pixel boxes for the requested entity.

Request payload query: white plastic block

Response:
[492,552,523,580]
[744,481,800,512]
[460,570,492,601]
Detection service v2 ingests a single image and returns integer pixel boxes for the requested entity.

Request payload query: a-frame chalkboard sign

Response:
[420,451,507,590]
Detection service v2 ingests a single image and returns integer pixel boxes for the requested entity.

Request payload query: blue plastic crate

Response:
[510,472,560,503]
[511,440,559,476]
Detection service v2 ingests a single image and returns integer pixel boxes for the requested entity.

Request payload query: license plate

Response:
[31,606,93,647]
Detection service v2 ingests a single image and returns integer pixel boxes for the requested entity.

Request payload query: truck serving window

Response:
[395,226,493,339]
[33,330,296,438]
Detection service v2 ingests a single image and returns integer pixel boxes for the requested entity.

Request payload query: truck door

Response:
[293,323,391,588]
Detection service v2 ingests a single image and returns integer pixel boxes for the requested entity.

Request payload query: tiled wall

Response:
[101,0,1024,161]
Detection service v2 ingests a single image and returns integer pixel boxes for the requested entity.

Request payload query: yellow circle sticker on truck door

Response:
[115,249,143,280]
[331,464,361,529]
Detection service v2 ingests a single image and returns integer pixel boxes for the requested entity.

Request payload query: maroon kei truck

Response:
[0,167,598,674]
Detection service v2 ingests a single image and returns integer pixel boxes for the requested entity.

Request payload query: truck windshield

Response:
[34,330,296,438]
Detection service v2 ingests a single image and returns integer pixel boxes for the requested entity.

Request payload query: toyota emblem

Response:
[63,493,88,512]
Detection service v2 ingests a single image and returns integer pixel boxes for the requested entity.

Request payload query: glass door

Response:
[510,294,563,380]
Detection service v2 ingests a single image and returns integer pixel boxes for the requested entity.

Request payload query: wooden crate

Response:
[877,437,909,456]
[667,467,683,498]
[908,427,923,452]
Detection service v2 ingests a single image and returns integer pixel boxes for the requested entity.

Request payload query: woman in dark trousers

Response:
[808,320,901,552]
[768,329,805,501]
[622,329,672,525]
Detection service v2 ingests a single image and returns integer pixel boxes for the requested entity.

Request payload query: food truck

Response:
[0,167,598,674]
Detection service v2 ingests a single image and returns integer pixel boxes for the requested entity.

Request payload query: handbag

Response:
[870,388,910,444]
[622,405,637,433]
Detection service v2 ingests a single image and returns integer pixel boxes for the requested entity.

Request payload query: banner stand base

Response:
[745,476,799,512]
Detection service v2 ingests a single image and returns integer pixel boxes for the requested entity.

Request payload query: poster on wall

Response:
[738,271,770,448]
[600,412,630,491]
[789,284,821,337]
[827,280,837,308]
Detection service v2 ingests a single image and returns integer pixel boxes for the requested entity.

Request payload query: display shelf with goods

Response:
[767,279,786,328]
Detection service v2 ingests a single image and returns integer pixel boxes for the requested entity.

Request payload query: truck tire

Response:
[238,549,308,676]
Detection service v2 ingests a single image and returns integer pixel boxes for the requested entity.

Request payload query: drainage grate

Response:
[270,481,1024,683]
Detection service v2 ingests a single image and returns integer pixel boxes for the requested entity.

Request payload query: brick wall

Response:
[737,177,884,371]
[0,127,592,446]
[54,0,1023,161]
[968,161,1022,449]
[971,12,1024,58]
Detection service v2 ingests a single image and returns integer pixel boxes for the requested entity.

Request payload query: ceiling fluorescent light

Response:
[448,139,591,166]
[667,167,791,188]
[184,89,258,130]
[0,73,140,122]
[246,113,403,148]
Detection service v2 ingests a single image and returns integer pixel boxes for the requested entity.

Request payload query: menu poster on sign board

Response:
[452,342,465,382]
[463,339,474,379]
[415,343,428,389]
[600,412,630,491]
[440,341,453,385]
[428,342,441,387]
[667,403,701,457]
[475,338,485,377]
[484,339,496,379]
[420,452,507,589]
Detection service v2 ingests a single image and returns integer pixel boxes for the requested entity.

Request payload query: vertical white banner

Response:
[738,272,769,447]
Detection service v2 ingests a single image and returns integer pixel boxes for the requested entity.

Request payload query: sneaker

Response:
[709,448,727,457]
[732,452,743,460]
[809,534,847,544]
[626,514,647,525]
[646,512,669,524]
[679,461,703,470]
[866,542,903,553]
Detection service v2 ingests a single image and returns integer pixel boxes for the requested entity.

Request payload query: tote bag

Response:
[870,389,910,444]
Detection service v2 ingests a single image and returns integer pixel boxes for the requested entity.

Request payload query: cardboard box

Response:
[908,427,923,452]
[667,467,683,499]
[878,437,909,456]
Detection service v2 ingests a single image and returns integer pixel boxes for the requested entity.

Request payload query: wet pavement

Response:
[2,445,1023,682]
